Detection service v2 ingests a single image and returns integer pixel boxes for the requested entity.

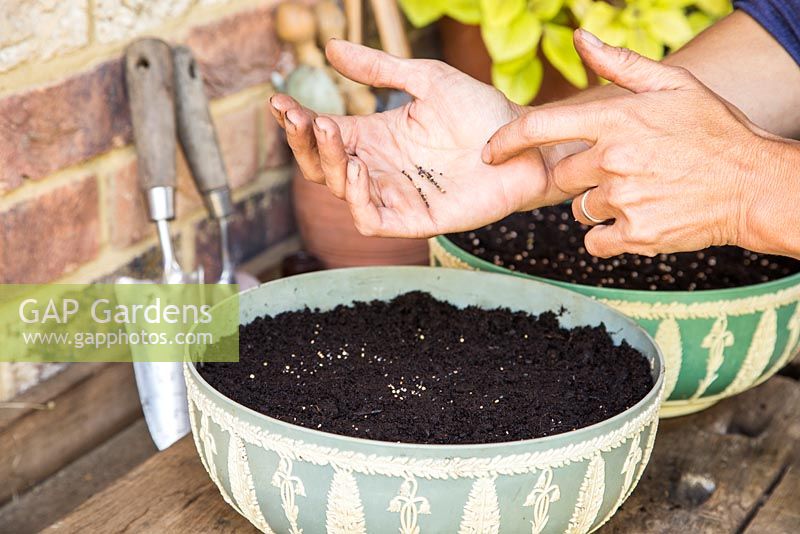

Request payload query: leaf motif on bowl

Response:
[458,476,500,534]
[693,317,734,399]
[654,318,682,399]
[326,468,367,534]
[765,302,800,378]
[566,452,606,534]
[723,307,777,396]
[228,432,274,533]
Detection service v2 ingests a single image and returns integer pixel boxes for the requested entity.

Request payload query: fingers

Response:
[584,224,627,258]
[550,149,609,195]
[572,186,617,226]
[574,29,696,93]
[482,101,615,164]
[325,39,444,99]
[313,117,349,198]
[284,108,325,184]
[271,92,358,148]
[345,157,382,236]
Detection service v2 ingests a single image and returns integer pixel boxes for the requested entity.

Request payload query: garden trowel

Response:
[123,38,201,450]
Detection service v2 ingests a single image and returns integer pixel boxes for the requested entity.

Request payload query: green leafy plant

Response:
[398,0,732,103]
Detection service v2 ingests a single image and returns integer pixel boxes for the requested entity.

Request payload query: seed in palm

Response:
[415,165,446,193]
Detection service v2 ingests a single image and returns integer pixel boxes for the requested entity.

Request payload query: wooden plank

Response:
[602,376,800,533]
[0,363,142,504]
[744,466,800,534]
[45,437,254,533]
[0,418,155,534]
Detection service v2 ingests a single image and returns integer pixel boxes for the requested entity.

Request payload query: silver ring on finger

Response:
[580,188,606,225]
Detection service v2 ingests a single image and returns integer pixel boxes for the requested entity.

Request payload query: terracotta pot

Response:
[438,17,591,105]
[292,169,429,268]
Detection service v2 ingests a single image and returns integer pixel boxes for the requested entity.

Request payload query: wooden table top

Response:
[47,375,800,534]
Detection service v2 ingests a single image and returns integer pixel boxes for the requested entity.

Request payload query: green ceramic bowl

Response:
[430,236,800,417]
[184,267,664,534]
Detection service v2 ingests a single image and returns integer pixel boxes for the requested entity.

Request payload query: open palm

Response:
[270,40,564,238]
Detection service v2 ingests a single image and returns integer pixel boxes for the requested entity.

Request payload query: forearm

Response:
[740,138,800,258]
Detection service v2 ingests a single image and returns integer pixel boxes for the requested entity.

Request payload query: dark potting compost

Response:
[448,205,800,291]
[199,291,653,445]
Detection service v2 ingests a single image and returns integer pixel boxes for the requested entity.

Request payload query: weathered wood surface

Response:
[0,419,155,533]
[604,375,800,533]
[45,437,253,533]
[45,374,800,533]
[0,363,142,505]
[745,466,800,533]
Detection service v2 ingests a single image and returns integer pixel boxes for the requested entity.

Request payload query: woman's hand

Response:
[484,29,799,258]
[270,40,567,238]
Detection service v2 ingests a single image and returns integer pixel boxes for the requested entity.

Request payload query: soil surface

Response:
[447,205,800,291]
[199,291,653,445]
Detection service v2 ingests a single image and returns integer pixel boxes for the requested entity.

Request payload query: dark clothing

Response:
[734,1,800,64]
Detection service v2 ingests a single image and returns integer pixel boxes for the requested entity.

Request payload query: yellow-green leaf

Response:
[567,0,594,20]
[445,0,483,25]
[644,8,694,49]
[479,0,526,27]
[398,0,445,27]
[492,54,543,104]
[481,10,542,62]
[687,10,714,33]
[695,0,733,17]
[579,2,626,47]
[625,27,665,60]
[529,0,564,21]
[542,23,588,88]
[652,0,695,9]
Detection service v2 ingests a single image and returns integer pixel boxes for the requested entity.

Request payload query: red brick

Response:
[262,98,290,169]
[0,176,100,283]
[0,60,130,193]
[185,5,285,99]
[106,159,153,249]
[214,104,259,190]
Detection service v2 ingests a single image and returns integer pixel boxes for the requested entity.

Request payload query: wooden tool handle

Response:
[344,0,363,45]
[124,39,177,191]
[369,0,411,58]
[172,46,230,196]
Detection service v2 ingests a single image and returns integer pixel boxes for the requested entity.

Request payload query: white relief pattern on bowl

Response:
[723,307,777,396]
[229,432,275,533]
[458,476,501,534]
[566,452,606,534]
[693,317,735,399]
[387,476,431,534]
[524,468,560,534]
[654,318,682,399]
[326,469,367,534]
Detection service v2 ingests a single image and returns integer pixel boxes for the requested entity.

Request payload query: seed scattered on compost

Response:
[200,292,653,444]
[448,205,800,291]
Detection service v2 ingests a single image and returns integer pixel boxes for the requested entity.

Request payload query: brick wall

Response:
[0,0,300,400]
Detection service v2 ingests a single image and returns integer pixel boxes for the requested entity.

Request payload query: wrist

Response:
[734,137,800,258]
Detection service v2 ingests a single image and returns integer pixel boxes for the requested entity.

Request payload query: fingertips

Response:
[482,125,521,165]
[268,94,302,129]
